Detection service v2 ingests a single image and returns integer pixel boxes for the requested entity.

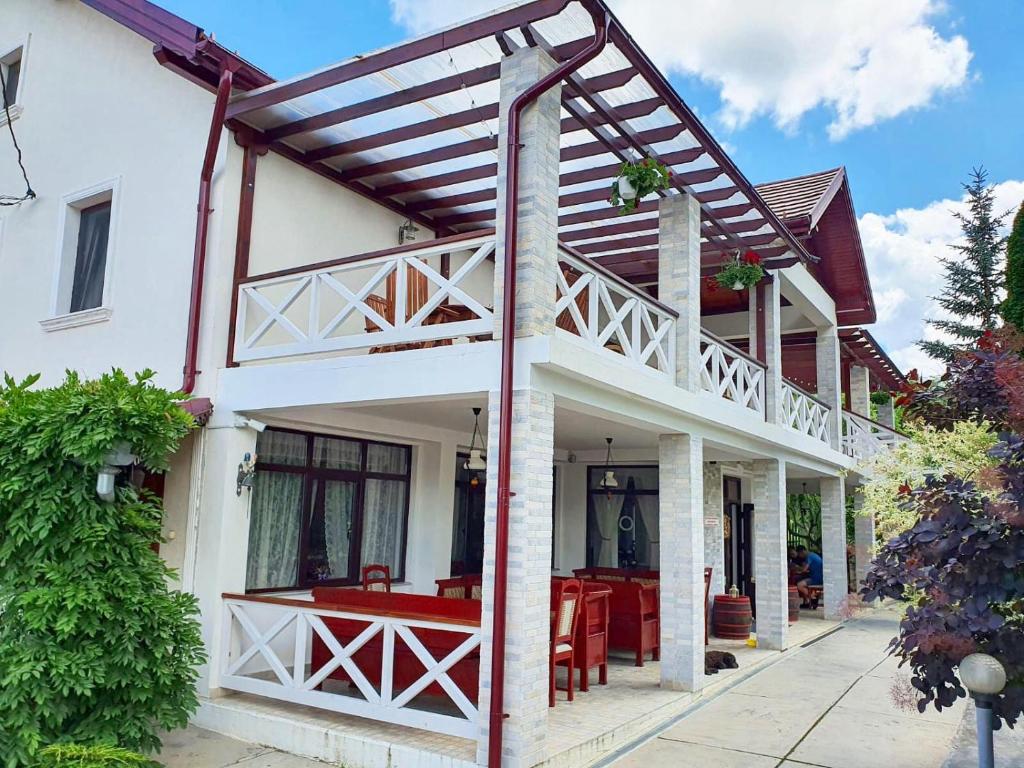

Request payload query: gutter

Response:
[489,9,608,767]
[181,65,234,394]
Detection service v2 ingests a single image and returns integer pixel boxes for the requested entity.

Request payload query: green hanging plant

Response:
[609,157,670,214]
[715,250,765,290]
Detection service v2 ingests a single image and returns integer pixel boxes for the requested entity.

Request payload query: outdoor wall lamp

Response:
[96,441,136,503]
[236,452,257,496]
[398,218,420,245]
[959,652,1007,768]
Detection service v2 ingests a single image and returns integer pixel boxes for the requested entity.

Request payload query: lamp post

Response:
[959,652,1007,768]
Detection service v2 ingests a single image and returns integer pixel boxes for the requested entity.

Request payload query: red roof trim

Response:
[177,397,213,425]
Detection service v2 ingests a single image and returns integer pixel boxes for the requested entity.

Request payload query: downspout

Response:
[182,66,235,394]
[488,11,608,767]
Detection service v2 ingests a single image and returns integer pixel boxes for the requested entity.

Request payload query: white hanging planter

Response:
[732,280,745,291]
[616,175,637,201]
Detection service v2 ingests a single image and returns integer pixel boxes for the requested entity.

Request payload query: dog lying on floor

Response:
[705,650,739,675]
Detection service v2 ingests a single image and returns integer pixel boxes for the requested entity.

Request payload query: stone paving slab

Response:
[160,726,330,768]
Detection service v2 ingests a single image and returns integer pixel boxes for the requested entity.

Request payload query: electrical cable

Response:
[0,65,35,206]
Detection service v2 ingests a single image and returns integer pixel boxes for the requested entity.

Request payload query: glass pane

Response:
[257,430,307,466]
[361,478,407,576]
[367,442,408,474]
[313,435,361,470]
[246,471,303,590]
[588,466,658,490]
[3,58,20,107]
[70,201,111,313]
[303,479,356,583]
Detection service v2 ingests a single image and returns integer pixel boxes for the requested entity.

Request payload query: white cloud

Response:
[389,0,972,139]
[860,179,1024,377]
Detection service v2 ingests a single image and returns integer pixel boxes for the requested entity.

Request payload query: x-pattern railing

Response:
[555,248,676,376]
[699,331,766,417]
[781,381,831,443]
[234,235,495,362]
[220,595,481,739]
[841,410,901,461]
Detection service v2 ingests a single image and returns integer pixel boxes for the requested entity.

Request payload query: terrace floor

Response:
[188,612,840,768]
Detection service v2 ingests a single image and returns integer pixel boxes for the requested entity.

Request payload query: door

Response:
[722,475,754,599]
[452,454,486,576]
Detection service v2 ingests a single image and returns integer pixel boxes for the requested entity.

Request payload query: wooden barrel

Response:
[788,586,800,623]
[712,594,752,640]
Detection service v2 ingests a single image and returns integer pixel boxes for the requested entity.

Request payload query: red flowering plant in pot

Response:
[715,250,765,291]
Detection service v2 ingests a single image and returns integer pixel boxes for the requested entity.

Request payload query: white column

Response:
[751,458,788,650]
[702,461,725,602]
[820,475,849,620]
[658,193,702,391]
[659,433,705,692]
[852,491,874,588]
[850,365,871,418]
[190,424,258,697]
[816,324,842,450]
[492,45,562,341]
[477,388,555,768]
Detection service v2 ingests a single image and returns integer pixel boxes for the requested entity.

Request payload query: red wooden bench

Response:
[309,588,482,702]
[435,574,483,600]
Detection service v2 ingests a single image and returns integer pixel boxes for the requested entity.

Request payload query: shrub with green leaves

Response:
[0,370,203,767]
[32,744,157,768]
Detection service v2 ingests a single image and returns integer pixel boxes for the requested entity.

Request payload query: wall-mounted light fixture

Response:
[236,452,257,496]
[399,218,420,245]
[96,441,136,503]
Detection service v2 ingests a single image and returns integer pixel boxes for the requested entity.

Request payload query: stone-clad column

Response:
[761,279,784,424]
[751,458,788,650]
[658,194,702,391]
[852,491,874,588]
[702,462,725,603]
[820,475,849,620]
[659,433,705,691]
[850,365,871,418]
[478,388,555,767]
[816,324,842,450]
[492,45,562,341]
[877,398,895,429]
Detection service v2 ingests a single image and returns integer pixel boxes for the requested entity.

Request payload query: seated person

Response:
[787,547,804,584]
[795,546,823,609]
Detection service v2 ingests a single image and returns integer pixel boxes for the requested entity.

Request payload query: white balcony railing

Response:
[699,331,766,417]
[555,247,677,377]
[220,594,481,739]
[841,410,903,461]
[233,233,495,362]
[781,380,831,443]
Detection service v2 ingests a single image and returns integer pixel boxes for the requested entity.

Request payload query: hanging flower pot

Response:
[715,250,765,291]
[609,157,670,214]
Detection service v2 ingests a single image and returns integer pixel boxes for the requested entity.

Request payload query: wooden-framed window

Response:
[245,427,412,592]
[1,47,22,109]
[585,465,659,570]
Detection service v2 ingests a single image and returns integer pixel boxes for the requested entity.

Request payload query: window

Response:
[245,428,412,592]
[1,48,21,109]
[586,465,659,570]
[46,179,120,327]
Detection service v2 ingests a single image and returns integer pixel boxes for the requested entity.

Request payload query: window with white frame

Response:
[1,47,22,109]
[50,180,119,321]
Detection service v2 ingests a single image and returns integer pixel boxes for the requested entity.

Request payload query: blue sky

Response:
[159,0,1024,374]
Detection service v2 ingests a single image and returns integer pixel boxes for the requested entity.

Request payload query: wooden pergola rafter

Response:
[222,0,814,284]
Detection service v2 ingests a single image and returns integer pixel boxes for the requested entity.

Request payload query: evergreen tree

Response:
[920,167,1008,362]
[1002,201,1024,330]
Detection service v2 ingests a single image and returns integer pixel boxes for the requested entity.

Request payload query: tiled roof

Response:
[755,168,845,228]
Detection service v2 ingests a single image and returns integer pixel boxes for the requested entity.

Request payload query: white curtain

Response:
[362,479,407,572]
[246,471,303,590]
[635,494,660,569]
[313,436,361,470]
[593,494,624,567]
[323,480,355,578]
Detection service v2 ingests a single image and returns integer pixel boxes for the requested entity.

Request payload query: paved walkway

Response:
[160,725,328,768]
[614,607,966,768]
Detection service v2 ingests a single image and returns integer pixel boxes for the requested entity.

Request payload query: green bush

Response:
[32,744,157,768]
[0,370,203,767]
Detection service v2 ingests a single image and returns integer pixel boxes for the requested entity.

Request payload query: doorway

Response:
[722,475,754,601]
[451,453,486,576]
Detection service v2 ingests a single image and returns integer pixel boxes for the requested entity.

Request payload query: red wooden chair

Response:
[575,582,611,692]
[435,574,482,600]
[550,578,583,707]
[361,564,391,592]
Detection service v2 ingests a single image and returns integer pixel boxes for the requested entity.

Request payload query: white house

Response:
[0,2,907,767]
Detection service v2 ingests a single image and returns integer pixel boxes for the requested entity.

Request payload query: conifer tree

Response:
[920,168,1008,362]
[1002,201,1024,330]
